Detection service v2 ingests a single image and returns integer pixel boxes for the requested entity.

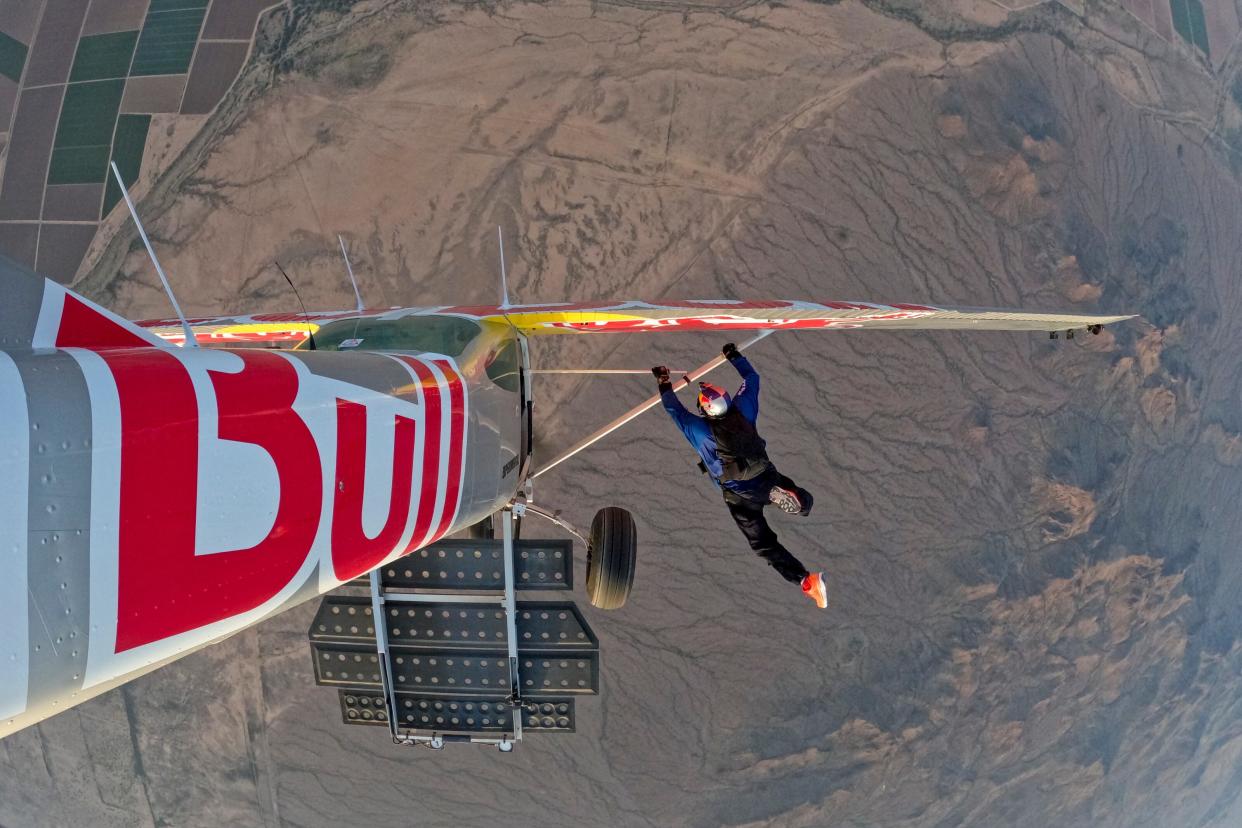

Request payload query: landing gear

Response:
[585,507,637,610]
[519,501,639,610]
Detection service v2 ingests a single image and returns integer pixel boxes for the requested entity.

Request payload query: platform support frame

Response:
[502,505,523,747]
[367,506,526,750]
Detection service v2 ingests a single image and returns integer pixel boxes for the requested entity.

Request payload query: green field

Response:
[1170,0,1210,57]
[47,80,126,185]
[148,0,209,10]
[131,5,208,76]
[0,30,27,83]
[102,114,152,216]
[69,31,139,82]
[54,80,126,147]
[47,145,113,185]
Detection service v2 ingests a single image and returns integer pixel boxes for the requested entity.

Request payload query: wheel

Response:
[585,507,637,610]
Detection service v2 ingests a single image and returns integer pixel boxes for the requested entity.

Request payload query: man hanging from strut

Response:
[653,343,828,609]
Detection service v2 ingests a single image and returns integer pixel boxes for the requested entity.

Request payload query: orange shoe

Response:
[801,572,828,609]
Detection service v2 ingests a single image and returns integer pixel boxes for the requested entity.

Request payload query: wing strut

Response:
[110,161,197,348]
[530,368,689,375]
[532,330,773,479]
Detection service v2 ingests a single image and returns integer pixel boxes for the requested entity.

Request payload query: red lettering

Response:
[428,361,465,544]
[396,356,443,553]
[106,349,198,652]
[331,400,416,581]
[548,318,679,332]
[56,294,156,349]
[111,350,321,652]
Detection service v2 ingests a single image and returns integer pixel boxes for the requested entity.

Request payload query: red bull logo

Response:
[1,287,469,726]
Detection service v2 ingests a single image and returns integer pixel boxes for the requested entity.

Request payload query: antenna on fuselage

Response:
[497,225,512,309]
[337,234,365,313]
[275,261,316,350]
[109,161,198,348]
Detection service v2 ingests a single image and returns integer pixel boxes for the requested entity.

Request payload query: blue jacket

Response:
[660,355,762,493]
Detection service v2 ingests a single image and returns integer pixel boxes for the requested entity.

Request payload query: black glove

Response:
[651,365,671,389]
[722,342,740,361]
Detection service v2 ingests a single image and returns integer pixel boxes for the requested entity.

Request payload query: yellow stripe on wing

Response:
[478,311,651,331]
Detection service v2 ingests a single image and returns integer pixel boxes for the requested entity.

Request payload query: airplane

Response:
[0,199,1135,742]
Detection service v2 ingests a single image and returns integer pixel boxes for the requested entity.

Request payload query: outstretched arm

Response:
[723,343,760,422]
[653,366,711,445]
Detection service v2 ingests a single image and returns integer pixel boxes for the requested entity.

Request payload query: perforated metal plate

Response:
[339,691,577,734]
[389,650,599,696]
[386,650,509,694]
[379,539,572,590]
[310,596,597,650]
[391,694,516,732]
[386,603,598,649]
[510,605,597,648]
[308,597,377,643]
[312,643,600,697]
[511,653,599,696]
[312,644,383,687]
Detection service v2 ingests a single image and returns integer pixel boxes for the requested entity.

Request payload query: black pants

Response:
[722,468,813,584]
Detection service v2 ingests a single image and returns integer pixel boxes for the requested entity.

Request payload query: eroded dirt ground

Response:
[4,1,1242,826]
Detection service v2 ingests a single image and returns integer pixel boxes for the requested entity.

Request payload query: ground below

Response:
[4,1,1242,826]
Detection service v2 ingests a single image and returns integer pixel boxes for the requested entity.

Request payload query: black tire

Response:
[586,507,637,610]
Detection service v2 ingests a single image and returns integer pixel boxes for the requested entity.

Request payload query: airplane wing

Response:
[137,299,1134,345]
[465,299,1135,334]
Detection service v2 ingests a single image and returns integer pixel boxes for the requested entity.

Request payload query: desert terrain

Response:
[3,0,1242,826]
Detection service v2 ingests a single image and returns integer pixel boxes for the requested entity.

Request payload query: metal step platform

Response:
[347,538,572,591]
[308,507,598,751]
[313,644,599,696]
[309,597,596,650]
[339,691,577,734]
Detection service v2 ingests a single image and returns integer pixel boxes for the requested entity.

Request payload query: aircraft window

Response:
[485,338,520,393]
[312,316,481,356]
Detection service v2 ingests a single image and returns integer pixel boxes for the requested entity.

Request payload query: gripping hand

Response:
[651,365,671,389]
[722,342,740,361]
